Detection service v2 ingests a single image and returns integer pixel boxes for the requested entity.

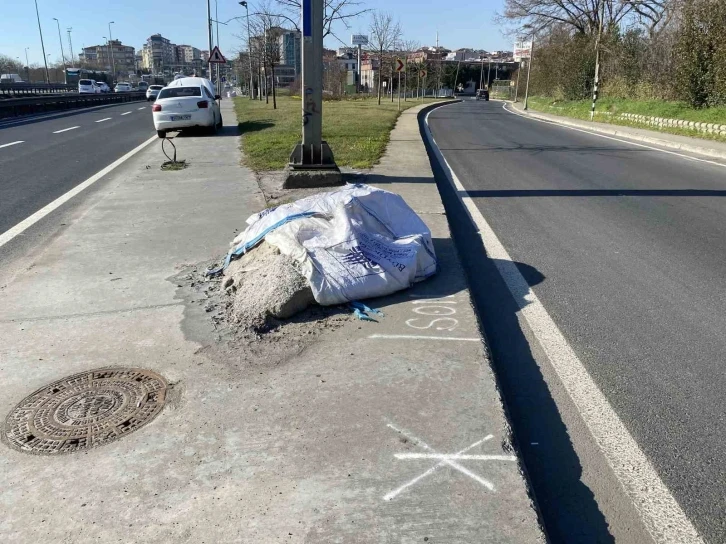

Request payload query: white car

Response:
[114,82,132,93]
[78,79,98,94]
[146,84,163,101]
[152,77,221,138]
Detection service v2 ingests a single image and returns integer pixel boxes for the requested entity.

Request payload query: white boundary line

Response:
[424,102,704,544]
[0,141,24,149]
[0,135,156,249]
[95,117,112,123]
[52,126,80,134]
[502,101,726,170]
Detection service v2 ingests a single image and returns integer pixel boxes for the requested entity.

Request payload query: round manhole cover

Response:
[3,367,167,455]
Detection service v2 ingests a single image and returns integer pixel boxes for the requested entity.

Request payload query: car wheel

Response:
[157,130,167,139]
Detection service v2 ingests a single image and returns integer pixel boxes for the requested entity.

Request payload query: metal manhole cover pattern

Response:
[3,368,167,455]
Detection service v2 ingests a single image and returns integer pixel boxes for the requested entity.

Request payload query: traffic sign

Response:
[395,58,405,72]
[209,46,227,64]
[419,69,427,78]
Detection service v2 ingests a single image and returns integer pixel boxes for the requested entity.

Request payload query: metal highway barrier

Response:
[0,92,146,119]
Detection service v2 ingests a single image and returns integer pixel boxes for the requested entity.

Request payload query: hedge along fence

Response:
[616,112,726,136]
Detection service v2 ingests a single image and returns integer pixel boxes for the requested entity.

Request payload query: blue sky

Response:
[2,0,512,66]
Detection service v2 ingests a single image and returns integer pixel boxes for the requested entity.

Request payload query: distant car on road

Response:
[78,79,98,94]
[476,89,490,101]
[152,77,221,138]
[114,82,132,93]
[138,81,149,92]
[94,81,111,93]
[1,74,24,83]
[146,84,163,101]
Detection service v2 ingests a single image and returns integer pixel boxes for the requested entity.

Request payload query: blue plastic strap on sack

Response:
[349,301,383,317]
[351,307,376,321]
[206,211,318,277]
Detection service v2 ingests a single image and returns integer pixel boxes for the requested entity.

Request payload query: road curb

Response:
[506,101,726,161]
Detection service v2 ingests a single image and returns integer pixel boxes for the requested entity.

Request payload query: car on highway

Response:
[1,73,24,83]
[152,77,221,138]
[95,81,111,93]
[146,84,163,101]
[137,81,149,92]
[476,88,490,101]
[114,82,132,93]
[78,79,99,94]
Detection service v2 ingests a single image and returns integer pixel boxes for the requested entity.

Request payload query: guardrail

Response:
[0,92,147,120]
[0,82,78,97]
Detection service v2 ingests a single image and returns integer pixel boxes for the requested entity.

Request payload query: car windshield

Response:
[157,87,202,99]
[79,80,92,85]
[150,86,163,90]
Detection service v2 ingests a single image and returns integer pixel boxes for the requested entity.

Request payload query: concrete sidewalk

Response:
[509,100,726,162]
[0,100,543,542]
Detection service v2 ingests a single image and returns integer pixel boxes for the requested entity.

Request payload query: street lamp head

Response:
[239,1,247,6]
[53,17,58,21]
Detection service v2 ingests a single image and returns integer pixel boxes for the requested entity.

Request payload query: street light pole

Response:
[214,0,221,95]
[67,28,74,66]
[108,22,116,82]
[239,2,254,99]
[53,18,67,83]
[206,0,214,79]
[34,0,50,83]
[523,37,534,111]
[24,48,31,81]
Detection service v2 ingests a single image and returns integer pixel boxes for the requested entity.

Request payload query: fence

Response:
[0,92,146,120]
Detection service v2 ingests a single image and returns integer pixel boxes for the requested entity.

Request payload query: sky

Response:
[2,0,514,67]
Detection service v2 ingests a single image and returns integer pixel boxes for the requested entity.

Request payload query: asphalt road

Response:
[428,100,726,543]
[0,101,155,235]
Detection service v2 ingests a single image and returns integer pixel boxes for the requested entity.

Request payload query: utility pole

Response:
[590,0,606,120]
[239,1,254,99]
[206,0,213,79]
[34,0,50,83]
[53,18,67,83]
[215,0,220,96]
[524,38,534,110]
[108,22,116,82]
[285,0,340,187]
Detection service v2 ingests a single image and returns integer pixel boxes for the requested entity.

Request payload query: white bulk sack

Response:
[222,184,436,305]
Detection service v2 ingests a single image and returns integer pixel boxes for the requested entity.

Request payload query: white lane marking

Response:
[384,423,499,500]
[0,141,24,149]
[395,453,517,461]
[52,126,80,134]
[424,104,704,544]
[0,135,156,249]
[95,117,112,123]
[137,107,146,110]
[120,111,132,116]
[368,334,479,342]
[502,102,726,170]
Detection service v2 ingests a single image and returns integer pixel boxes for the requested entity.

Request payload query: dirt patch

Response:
[256,169,366,208]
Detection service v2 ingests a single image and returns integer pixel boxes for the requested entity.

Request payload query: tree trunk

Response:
[377,50,382,105]
[271,63,277,109]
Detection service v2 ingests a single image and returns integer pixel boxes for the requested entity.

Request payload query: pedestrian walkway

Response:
[0,99,543,542]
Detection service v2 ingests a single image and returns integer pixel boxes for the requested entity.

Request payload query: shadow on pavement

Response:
[420,112,616,543]
[463,188,726,197]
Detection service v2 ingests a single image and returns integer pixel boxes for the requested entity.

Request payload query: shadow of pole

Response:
[420,111,615,543]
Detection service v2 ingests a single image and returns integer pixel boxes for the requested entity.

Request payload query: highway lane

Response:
[428,100,726,543]
[0,102,154,234]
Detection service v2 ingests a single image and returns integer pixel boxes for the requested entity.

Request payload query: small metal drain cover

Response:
[3,367,167,455]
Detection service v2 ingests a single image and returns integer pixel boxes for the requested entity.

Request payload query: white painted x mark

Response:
[384,422,517,501]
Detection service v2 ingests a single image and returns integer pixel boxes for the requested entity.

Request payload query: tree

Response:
[0,54,24,76]
[368,12,401,105]
[266,0,369,39]
[500,0,673,36]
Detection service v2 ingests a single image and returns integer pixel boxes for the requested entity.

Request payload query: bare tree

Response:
[368,12,401,105]
[266,0,369,39]
[500,0,672,36]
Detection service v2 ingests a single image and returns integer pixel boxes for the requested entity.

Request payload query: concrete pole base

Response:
[283,141,343,188]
